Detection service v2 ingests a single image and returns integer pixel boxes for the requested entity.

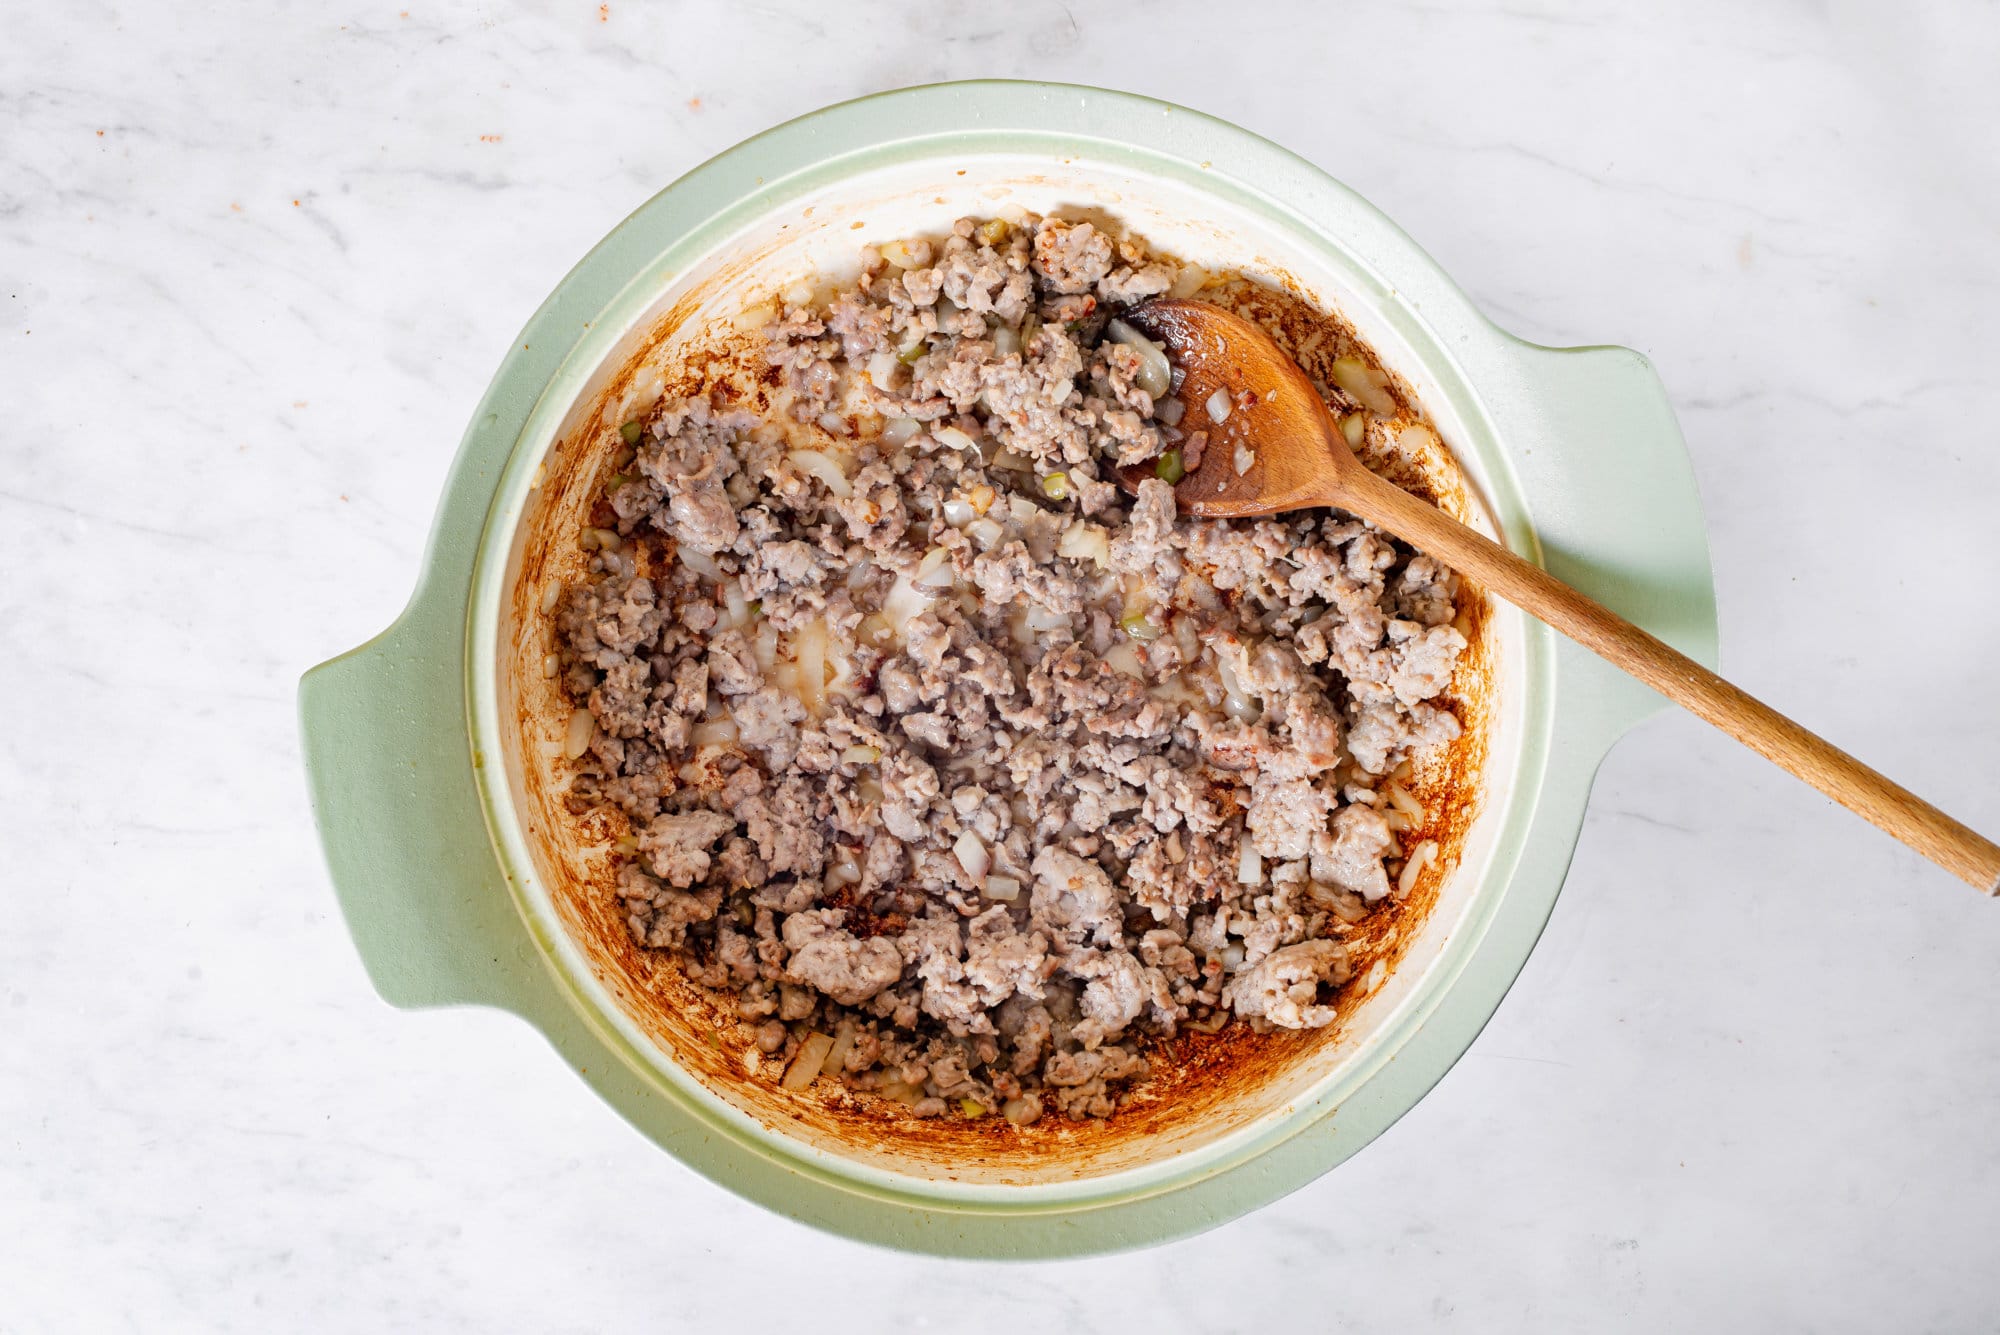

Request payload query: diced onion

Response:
[1106,319,1173,398]
[932,425,978,453]
[954,830,991,886]
[1001,1096,1038,1124]
[541,653,560,679]
[1024,605,1069,633]
[789,449,853,498]
[1169,265,1210,298]
[677,748,719,784]
[1233,444,1254,475]
[1339,412,1366,449]
[866,351,901,390]
[1215,652,1262,723]
[1319,886,1370,924]
[1398,422,1439,456]
[691,717,739,746]
[782,281,814,308]
[1057,522,1110,569]
[1120,610,1161,642]
[1221,942,1249,970]
[563,708,595,759]
[882,576,934,644]
[942,496,977,526]
[679,546,722,581]
[966,517,1005,550]
[914,547,956,589]
[1206,388,1232,423]
[840,744,882,765]
[856,612,894,648]
[721,578,750,627]
[1156,396,1185,427]
[540,581,562,614]
[882,416,922,445]
[1331,356,1398,416]
[815,412,851,437]
[794,619,828,715]
[1385,782,1426,824]
[1236,837,1263,886]
[627,365,665,418]
[880,238,925,270]
[1398,840,1439,898]
[967,485,996,516]
[1104,642,1146,679]
[782,1032,837,1091]
[984,875,1022,902]
[990,448,1032,472]
[823,1023,858,1077]
[992,325,1021,358]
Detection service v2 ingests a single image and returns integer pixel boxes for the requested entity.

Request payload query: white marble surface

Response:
[6,1,1999,1329]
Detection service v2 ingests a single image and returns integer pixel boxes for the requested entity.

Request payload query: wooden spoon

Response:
[1117,299,2000,895]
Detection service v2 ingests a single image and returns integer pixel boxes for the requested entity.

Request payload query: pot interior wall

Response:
[494,153,1522,1188]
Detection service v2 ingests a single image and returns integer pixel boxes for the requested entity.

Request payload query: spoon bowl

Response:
[1117,298,1359,516]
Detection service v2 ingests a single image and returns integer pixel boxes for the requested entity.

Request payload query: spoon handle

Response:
[1343,466,2000,894]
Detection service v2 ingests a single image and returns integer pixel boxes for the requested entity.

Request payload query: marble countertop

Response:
[7,1,1999,1329]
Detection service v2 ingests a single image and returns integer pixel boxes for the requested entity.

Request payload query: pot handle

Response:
[1479,338,1720,746]
[300,579,537,1012]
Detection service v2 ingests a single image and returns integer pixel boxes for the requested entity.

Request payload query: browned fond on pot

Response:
[502,245,1495,1178]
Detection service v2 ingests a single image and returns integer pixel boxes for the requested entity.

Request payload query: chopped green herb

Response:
[619,420,643,445]
[607,473,630,491]
[746,600,762,618]
[960,1098,987,1118]
[1155,448,1185,485]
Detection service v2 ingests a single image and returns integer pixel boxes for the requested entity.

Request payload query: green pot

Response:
[300,80,1715,1258]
